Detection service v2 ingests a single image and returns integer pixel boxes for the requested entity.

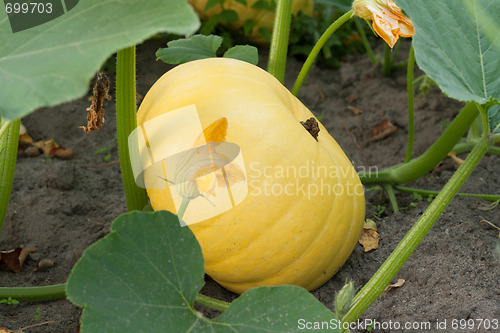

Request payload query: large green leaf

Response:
[0,0,199,121]
[157,34,258,65]
[157,34,224,64]
[67,211,340,332]
[488,104,500,134]
[395,0,500,104]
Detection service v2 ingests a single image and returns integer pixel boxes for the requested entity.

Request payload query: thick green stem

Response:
[394,185,500,202]
[267,0,292,83]
[452,142,500,156]
[292,10,353,95]
[343,134,490,323]
[359,101,479,184]
[0,120,12,139]
[354,17,377,65]
[194,294,230,312]
[116,46,148,211]
[0,118,20,232]
[0,284,66,302]
[0,282,230,313]
[467,115,483,141]
[404,44,415,163]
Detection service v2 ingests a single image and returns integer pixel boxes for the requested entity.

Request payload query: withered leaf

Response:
[359,220,380,252]
[0,248,36,272]
[0,248,23,272]
[51,147,74,159]
[33,259,56,272]
[384,278,406,292]
[80,71,111,133]
[364,219,378,231]
[370,118,399,141]
[448,152,464,168]
[19,248,37,267]
[300,118,320,141]
[347,105,364,115]
[19,133,33,144]
[29,139,73,159]
[480,220,500,239]
[32,139,58,156]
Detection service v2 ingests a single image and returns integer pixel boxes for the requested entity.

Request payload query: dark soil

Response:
[1,39,499,333]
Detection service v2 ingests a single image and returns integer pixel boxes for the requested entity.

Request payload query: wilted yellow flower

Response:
[173,117,245,200]
[353,0,414,48]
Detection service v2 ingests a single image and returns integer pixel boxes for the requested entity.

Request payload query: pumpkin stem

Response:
[300,118,320,141]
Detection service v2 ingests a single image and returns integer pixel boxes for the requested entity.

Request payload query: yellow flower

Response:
[353,0,414,48]
[173,117,245,200]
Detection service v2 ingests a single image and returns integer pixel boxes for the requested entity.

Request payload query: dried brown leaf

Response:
[0,248,23,272]
[370,118,399,141]
[300,118,320,141]
[19,248,37,266]
[384,278,406,292]
[359,228,380,252]
[480,220,500,239]
[51,147,74,159]
[347,105,364,115]
[33,259,56,272]
[18,133,33,144]
[364,219,378,231]
[448,152,464,168]
[80,71,111,133]
[32,139,58,156]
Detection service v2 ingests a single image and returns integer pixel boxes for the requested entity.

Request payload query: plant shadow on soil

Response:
[1,39,499,332]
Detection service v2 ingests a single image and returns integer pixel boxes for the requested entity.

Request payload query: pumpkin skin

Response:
[188,0,314,44]
[137,58,365,294]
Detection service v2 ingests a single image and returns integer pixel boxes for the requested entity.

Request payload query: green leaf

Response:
[200,15,220,35]
[0,0,199,121]
[258,27,272,43]
[234,0,248,6]
[223,45,259,65]
[67,211,340,332]
[243,19,256,35]
[204,0,224,11]
[395,0,500,104]
[214,286,341,332]
[488,104,500,134]
[156,35,223,64]
[218,9,239,22]
[67,211,206,332]
[251,0,275,10]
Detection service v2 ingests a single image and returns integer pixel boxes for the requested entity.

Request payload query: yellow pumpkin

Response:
[136,58,365,294]
[188,0,314,44]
